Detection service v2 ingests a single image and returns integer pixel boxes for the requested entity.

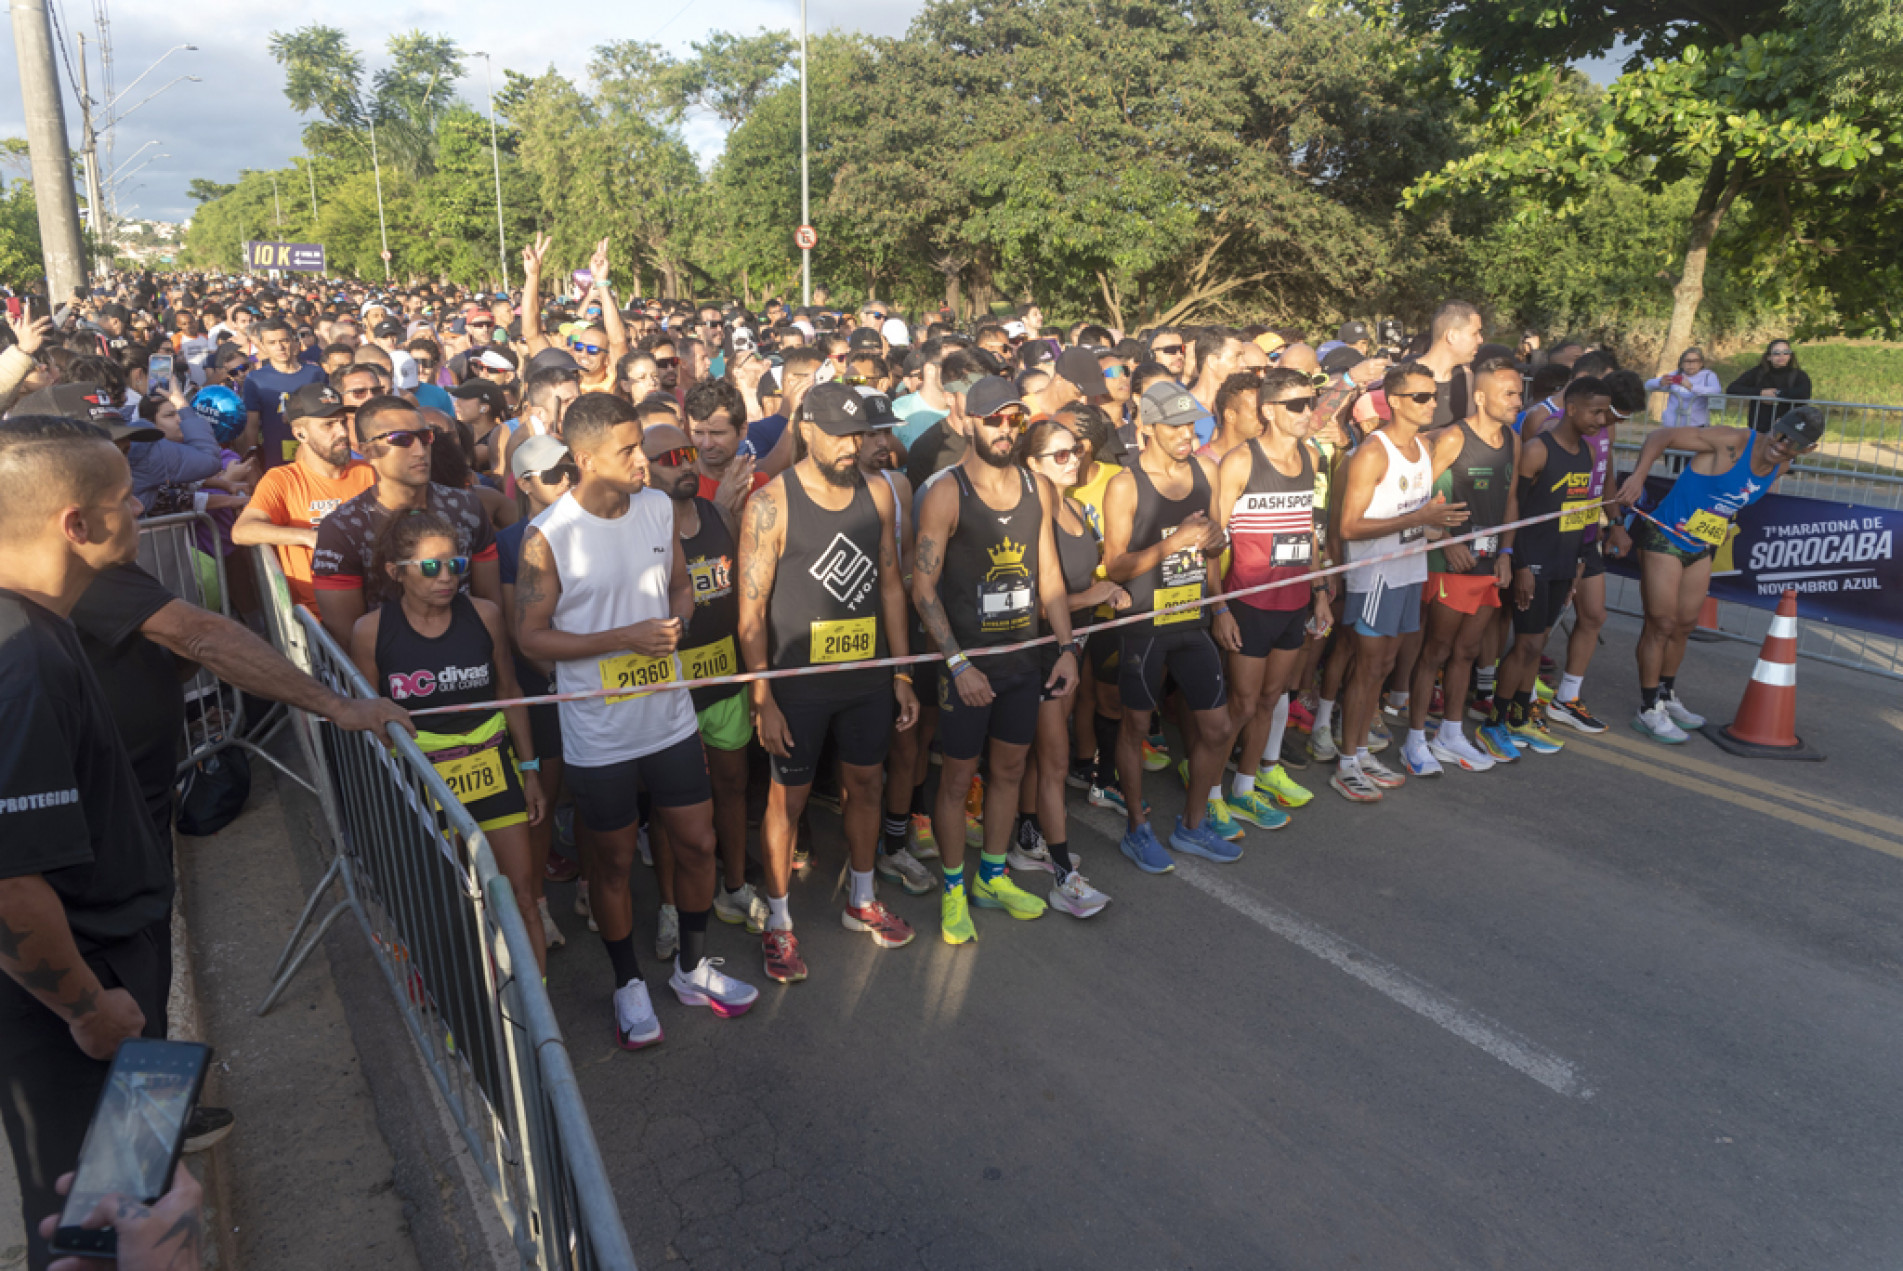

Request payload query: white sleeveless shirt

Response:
[534,487,697,767]
[1346,430,1432,593]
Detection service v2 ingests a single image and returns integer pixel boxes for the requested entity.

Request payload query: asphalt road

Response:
[539,613,1903,1270]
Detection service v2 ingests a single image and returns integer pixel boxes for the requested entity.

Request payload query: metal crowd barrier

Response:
[250,547,637,1270]
[136,513,315,793]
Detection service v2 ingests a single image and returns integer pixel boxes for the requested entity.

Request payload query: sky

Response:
[0,0,925,224]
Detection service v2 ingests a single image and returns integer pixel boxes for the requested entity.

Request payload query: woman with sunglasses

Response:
[1724,339,1812,434]
[1018,419,1122,916]
[350,510,550,970]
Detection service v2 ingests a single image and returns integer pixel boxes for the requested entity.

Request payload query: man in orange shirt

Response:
[231,382,376,610]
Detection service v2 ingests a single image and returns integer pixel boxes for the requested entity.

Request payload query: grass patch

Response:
[1712,341,1903,408]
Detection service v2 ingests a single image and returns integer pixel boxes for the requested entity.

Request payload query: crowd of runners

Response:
[1,255,1825,1053]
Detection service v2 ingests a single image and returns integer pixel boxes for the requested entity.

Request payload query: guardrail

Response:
[249,546,637,1270]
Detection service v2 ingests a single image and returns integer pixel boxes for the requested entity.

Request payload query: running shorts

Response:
[416,712,528,833]
[1577,539,1607,579]
[1232,601,1309,657]
[1635,518,1712,566]
[567,733,713,831]
[939,663,1041,760]
[1511,576,1576,636]
[1345,582,1424,639]
[1120,629,1227,714]
[697,690,752,753]
[1430,572,1502,616]
[771,686,894,786]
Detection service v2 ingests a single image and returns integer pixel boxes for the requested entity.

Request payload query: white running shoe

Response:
[536,896,565,950]
[714,882,770,933]
[613,978,663,1050]
[1359,753,1406,789]
[1633,702,1690,744]
[1428,731,1496,773]
[655,904,679,960]
[668,958,759,1018]
[1007,843,1055,874]
[1048,871,1110,919]
[1662,692,1706,730]
[876,846,936,895]
[637,822,653,867]
[576,881,598,933]
[1400,740,1443,778]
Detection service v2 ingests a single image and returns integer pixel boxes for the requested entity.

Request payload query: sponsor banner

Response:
[244,240,327,273]
[1611,474,1902,636]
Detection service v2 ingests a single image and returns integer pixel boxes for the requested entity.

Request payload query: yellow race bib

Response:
[681,635,737,683]
[599,650,678,704]
[1153,583,1201,625]
[1681,508,1730,547]
[810,617,876,663]
[432,746,507,804]
[1559,500,1598,533]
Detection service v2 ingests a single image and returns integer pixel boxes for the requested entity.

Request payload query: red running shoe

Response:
[841,900,916,948]
[544,850,580,883]
[762,929,808,983]
[1288,698,1315,734]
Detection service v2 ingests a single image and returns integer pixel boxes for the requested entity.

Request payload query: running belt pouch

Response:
[176,748,252,836]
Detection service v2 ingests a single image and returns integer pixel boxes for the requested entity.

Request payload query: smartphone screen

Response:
[52,1040,209,1258]
[148,354,174,395]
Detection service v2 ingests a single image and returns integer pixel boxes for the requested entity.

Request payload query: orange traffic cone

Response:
[1703,589,1823,761]
[1688,595,1723,642]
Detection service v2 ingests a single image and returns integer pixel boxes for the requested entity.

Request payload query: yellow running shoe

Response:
[1141,737,1170,771]
[971,871,1047,920]
[941,887,977,944]
[1255,763,1314,809]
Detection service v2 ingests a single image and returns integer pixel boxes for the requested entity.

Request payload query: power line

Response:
[650,0,697,41]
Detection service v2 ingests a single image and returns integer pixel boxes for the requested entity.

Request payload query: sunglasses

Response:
[535,463,578,485]
[648,445,698,467]
[415,360,437,371]
[1104,366,1128,378]
[467,321,494,331]
[1039,444,1084,463]
[570,341,605,356]
[396,556,469,578]
[830,353,849,363]
[224,364,249,377]
[1151,342,1184,356]
[982,409,1029,429]
[840,375,875,387]
[1391,390,1438,405]
[373,428,436,449]
[654,356,682,369]
[1269,395,1318,413]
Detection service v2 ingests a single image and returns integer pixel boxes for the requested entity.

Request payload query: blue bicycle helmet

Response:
[192,385,247,446]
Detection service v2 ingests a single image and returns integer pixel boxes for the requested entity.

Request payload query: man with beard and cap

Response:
[911,375,1080,941]
[737,382,919,983]
[233,382,377,611]
[640,419,768,942]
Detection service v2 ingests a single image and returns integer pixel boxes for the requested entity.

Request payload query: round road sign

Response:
[794,224,818,251]
[380,249,393,261]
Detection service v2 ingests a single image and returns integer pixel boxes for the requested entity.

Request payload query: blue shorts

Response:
[1346,582,1424,639]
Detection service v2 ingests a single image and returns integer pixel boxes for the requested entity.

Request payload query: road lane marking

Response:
[1566,739,1903,862]
[1573,730,1903,842]
[1069,802,1591,1098]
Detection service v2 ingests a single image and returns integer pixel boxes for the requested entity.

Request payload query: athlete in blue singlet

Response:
[1613,405,1825,743]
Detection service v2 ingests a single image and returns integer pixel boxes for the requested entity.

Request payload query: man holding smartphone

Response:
[0,417,171,1271]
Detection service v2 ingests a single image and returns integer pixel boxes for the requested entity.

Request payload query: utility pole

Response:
[11,0,87,298]
[270,173,282,227]
[474,53,509,292]
[799,0,811,307]
[370,120,390,281]
[76,33,108,270]
[304,153,317,218]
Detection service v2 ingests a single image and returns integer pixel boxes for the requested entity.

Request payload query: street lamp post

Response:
[303,153,318,218]
[270,173,282,227]
[370,120,391,281]
[472,52,509,292]
[799,0,811,307]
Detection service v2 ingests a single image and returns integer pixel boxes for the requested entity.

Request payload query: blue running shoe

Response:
[1170,815,1243,863]
[1119,822,1174,874]
[1476,721,1521,763]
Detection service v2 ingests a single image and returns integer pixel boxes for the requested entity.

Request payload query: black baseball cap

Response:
[1056,346,1109,397]
[1337,320,1372,345]
[964,376,1026,420]
[17,383,162,442]
[1320,345,1365,375]
[799,381,874,436]
[854,387,900,427]
[848,327,883,351]
[1772,405,1826,448]
[528,347,581,375]
[287,382,346,421]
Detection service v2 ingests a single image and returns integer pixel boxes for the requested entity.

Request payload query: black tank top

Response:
[1440,420,1514,575]
[1514,430,1597,580]
[1053,499,1100,620]
[374,593,497,734]
[768,469,890,702]
[678,496,742,709]
[1127,458,1212,635]
[941,466,1041,676]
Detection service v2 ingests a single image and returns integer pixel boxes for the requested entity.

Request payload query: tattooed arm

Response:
[40,1161,203,1271]
[908,475,961,658]
[737,478,793,754]
[869,476,919,728]
[0,875,146,1059]
[512,526,656,661]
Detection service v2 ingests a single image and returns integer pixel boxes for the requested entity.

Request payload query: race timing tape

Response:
[397,496,1622,719]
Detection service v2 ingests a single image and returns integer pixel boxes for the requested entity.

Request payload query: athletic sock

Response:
[1559,673,1584,702]
[849,868,875,908]
[1475,665,1497,696]
[882,812,908,855]
[1405,728,1427,754]
[979,851,1008,883]
[1437,720,1465,744]
[1356,746,1371,764]
[941,864,965,894]
[1231,772,1255,799]
[1660,674,1677,698]
[766,893,792,932]
[1641,684,1662,710]
[676,908,709,975]
[1265,693,1290,763]
[604,935,642,986]
[1048,840,1075,878]
[1387,691,1409,711]
[1093,712,1121,788]
[1314,698,1337,733]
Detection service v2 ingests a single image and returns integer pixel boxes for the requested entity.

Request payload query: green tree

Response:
[674,30,796,135]
[0,178,44,283]
[186,178,235,205]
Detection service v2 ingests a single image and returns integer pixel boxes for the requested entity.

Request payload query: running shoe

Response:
[876,846,936,896]
[1048,871,1111,919]
[1141,736,1171,771]
[1010,817,1053,872]
[576,881,598,932]
[1288,697,1315,734]
[1380,695,1409,725]
[1428,731,1496,773]
[1225,789,1290,831]
[1066,758,1096,790]
[965,775,986,848]
[655,904,679,961]
[1089,783,1128,816]
[909,812,939,859]
[668,958,759,1018]
[1632,702,1690,744]
[637,823,652,868]
[792,844,813,874]
[1169,815,1243,863]
[714,881,770,932]
[842,899,916,947]
[555,803,576,852]
[1119,822,1175,874]
[1400,741,1443,778]
[536,897,565,950]
[1507,709,1565,754]
[614,979,663,1050]
[1468,692,1495,723]
[1280,734,1311,770]
[1308,726,1340,764]
[972,872,1048,919]
[1548,696,1609,734]
[1662,691,1706,730]
[1256,763,1314,808]
[1202,797,1245,842]
[761,929,808,983]
[1330,762,1383,803]
[544,849,579,884]
[183,1107,235,1155]
[1366,717,1392,753]
[1476,720,1521,763]
[1427,682,1446,725]
[1360,753,1407,789]
[941,887,977,944]
[1533,676,1556,703]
